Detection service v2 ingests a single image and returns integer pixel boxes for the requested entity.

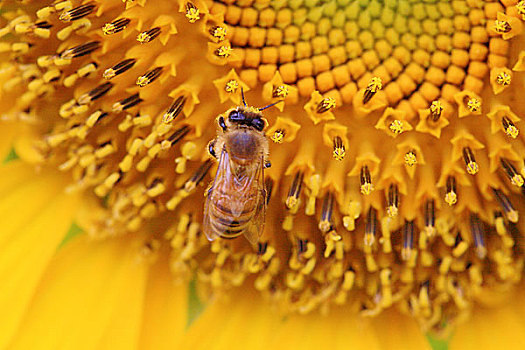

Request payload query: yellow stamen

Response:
[185,2,200,23]
[332,136,345,161]
[215,45,232,58]
[466,98,480,113]
[316,97,336,113]
[224,80,239,93]
[496,72,511,86]
[137,27,161,43]
[429,100,443,122]
[271,129,285,143]
[494,20,511,33]
[360,166,374,195]
[404,151,417,166]
[389,119,404,134]
[102,18,130,35]
[363,77,382,104]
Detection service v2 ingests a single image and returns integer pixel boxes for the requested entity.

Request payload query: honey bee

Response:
[203,100,276,245]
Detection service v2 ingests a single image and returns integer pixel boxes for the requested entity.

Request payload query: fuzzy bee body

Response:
[203,106,270,244]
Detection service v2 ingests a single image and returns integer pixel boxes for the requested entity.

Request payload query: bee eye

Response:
[252,118,264,131]
[228,110,244,122]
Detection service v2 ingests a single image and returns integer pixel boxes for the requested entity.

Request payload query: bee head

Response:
[219,107,266,132]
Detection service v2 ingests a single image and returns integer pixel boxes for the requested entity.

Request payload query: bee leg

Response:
[204,183,213,197]
[264,160,271,168]
[218,116,227,131]
[208,139,217,159]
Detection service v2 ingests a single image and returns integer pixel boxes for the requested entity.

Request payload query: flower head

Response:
[2,0,525,346]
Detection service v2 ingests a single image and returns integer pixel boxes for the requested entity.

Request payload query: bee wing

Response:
[202,148,233,242]
[242,156,267,245]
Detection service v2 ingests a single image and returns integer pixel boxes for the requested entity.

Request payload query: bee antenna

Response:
[258,100,284,111]
[241,88,247,107]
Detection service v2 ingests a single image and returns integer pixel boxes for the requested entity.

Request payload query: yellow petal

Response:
[0,164,79,349]
[138,257,187,350]
[7,235,148,350]
[450,300,525,350]
[179,292,285,350]
[270,310,382,350]
[370,309,432,350]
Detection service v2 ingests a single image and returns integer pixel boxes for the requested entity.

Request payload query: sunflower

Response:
[1,0,525,349]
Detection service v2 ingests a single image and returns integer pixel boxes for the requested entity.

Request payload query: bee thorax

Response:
[226,130,261,162]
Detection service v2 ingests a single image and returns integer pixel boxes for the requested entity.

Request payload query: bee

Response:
[203,98,278,245]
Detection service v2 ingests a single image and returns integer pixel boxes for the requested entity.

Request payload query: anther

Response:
[184,160,213,192]
[162,96,186,123]
[264,178,274,205]
[445,176,457,206]
[224,80,239,93]
[60,41,100,59]
[386,184,399,218]
[316,97,336,113]
[59,4,96,22]
[103,58,136,80]
[332,136,345,161]
[214,45,233,58]
[424,199,436,237]
[389,119,404,134]
[501,158,524,187]
[185,2,200,23]
[35,21,53,29]
[102,18,130,35]
[271,129,285,143]
[402,220,415,261]
[466,98,481,113]
[77,82,113,105]
[136,67,163,87]
[502,117,519,139]
[162,125,191,148]
[404,150,417,166]
[492,188,518,223]
[273,85,289,98]
[360,165,374,195]
[462,147,479,175]
[364,207,377,247]
[429,100,443,122]
[257,242,268,256]
[496,72,511,86]
[319,192,334,233]
[112,93,142,112]
[286,171,304,208]
[363,77,382,104]
[470,214,487,259]
[494,20,512,33]
[298,239,308,254]
[209,26,226,41]
[137,27,161,43]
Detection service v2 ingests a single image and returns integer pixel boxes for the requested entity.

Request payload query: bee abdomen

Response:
[209,200,255,239]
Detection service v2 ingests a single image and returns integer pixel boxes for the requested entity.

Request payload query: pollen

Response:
[224,80,239,93]
[273,85,289,99]
[467,98,481,113]
[215,45,232,58]
[496,72,512,86]
[494,20,511,33]
[2,0,525,335]
[389,119,405,134]
[271,130,285,144]
[404,151,417,167]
